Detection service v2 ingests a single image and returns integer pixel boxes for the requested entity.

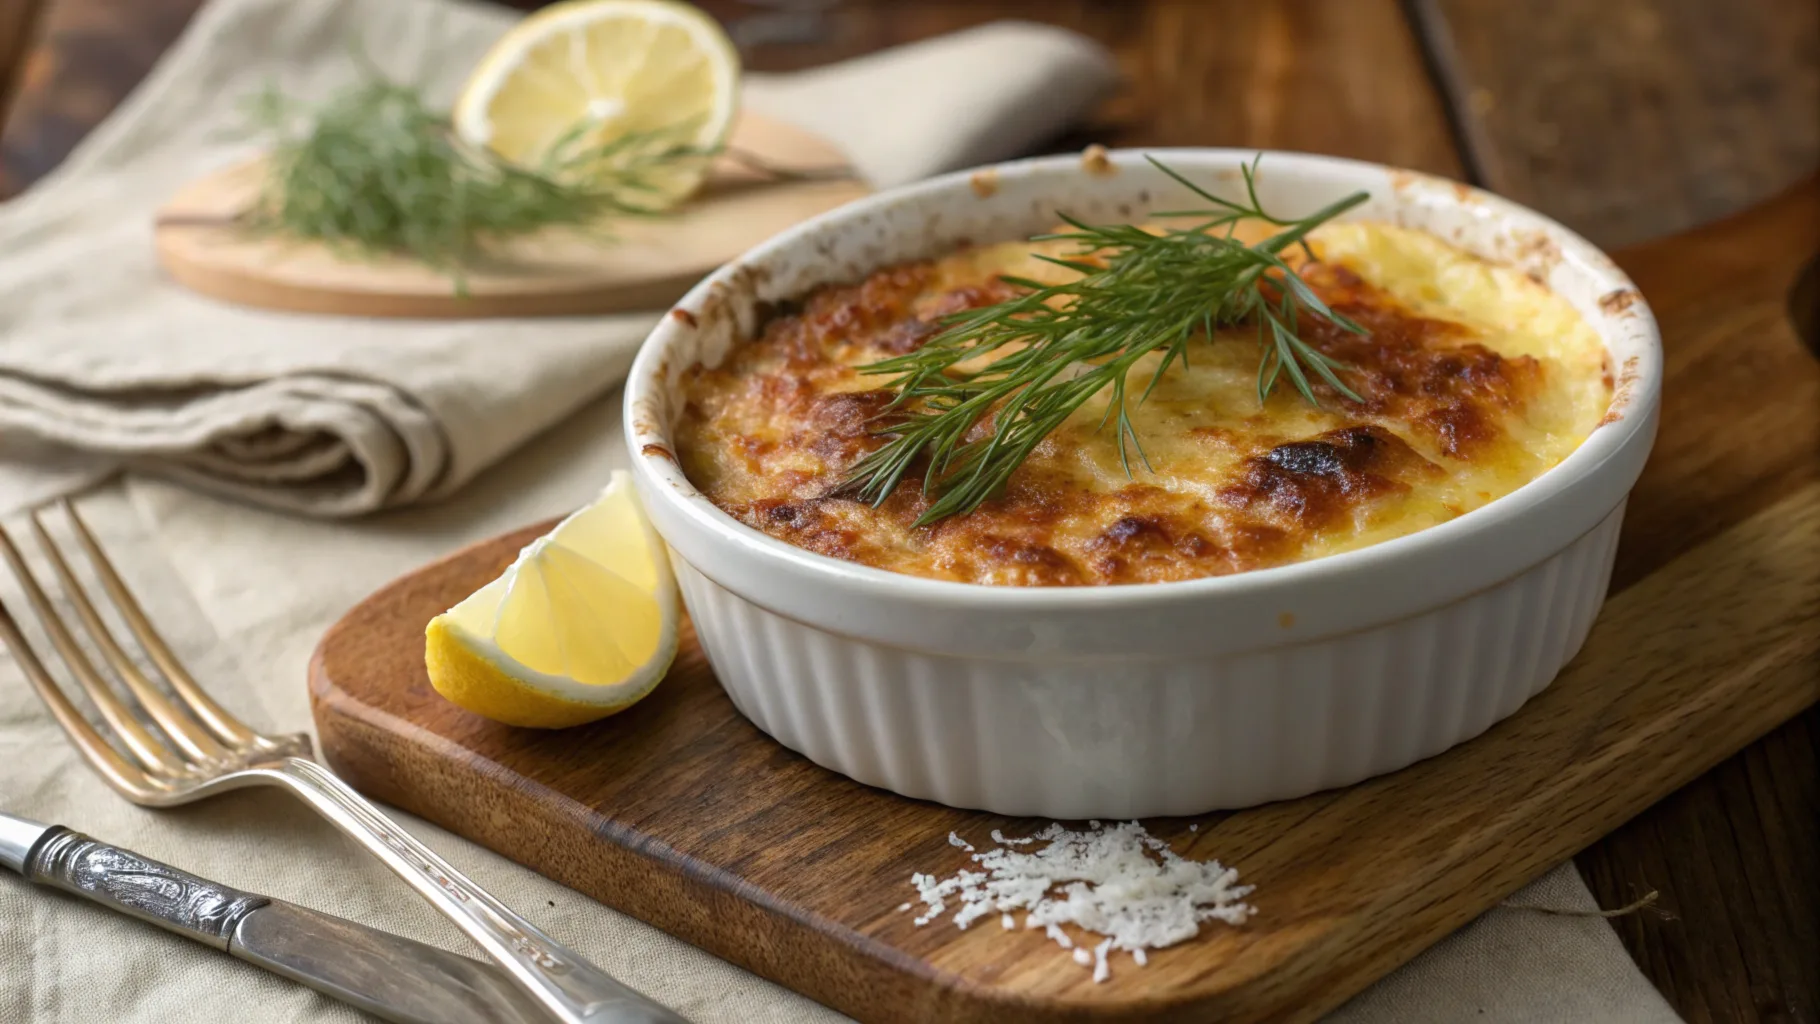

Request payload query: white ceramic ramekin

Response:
[624,149,1662,818]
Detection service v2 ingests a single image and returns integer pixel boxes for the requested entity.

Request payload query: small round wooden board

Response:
[154,111,870,318]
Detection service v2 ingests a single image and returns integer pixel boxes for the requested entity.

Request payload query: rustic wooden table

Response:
[1,0,1814,1020]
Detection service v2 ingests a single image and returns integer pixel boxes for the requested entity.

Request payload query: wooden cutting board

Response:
[308,178,1820,1023]
[155,111,869,318]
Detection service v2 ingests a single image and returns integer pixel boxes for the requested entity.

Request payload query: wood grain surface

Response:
[307,471,1819,1023]
[0,0,48,139]
[0,0,196,196]
[1411,0,1820,247]
[701,0,1468,177]
[304,176,1820,1024]
[1589,178,1820,1024]
[5,1,1818,1020]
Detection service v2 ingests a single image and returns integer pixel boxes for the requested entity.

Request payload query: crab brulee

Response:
[673,220,1612,586]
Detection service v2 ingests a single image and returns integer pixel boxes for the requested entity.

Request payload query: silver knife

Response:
[2,811,551,1024]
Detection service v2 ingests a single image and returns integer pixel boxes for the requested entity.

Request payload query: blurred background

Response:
[0,2,1815,1022]
[2,0,1815,247]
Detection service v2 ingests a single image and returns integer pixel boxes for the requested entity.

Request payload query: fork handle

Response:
[273,757,690,1024]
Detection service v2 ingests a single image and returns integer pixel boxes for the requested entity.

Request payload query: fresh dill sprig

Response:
[840,156,1370,526]
[241,75,715,282]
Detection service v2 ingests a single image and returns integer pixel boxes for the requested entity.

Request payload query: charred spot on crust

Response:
[805,389,899,468]
[740,498,863,562]
[1264,431,1378,477]
[758,500,804,525]
[1222,425,1436,528]
[1083,511,1232,583]
[875,280,1026,354]
[807,389,896,434]
[1101,515,1167,547]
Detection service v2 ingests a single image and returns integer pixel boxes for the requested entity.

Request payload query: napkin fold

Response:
[0,0,1118,517]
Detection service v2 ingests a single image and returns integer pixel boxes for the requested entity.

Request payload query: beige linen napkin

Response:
[0,0,1116,518]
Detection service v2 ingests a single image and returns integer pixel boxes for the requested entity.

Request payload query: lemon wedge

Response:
[453,0,740,206]
[425,472,678,728]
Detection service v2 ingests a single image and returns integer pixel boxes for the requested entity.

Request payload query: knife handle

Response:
[22,826,549,1024]
[24,825,267,949]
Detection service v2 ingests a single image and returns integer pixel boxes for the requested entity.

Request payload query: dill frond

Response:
[242,74,715,285]
[840,156,1369,525]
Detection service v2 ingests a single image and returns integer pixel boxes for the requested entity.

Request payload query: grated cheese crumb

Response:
[899,820,1255,983]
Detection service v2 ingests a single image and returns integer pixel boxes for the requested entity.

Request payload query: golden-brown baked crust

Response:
[675,224,1611,586]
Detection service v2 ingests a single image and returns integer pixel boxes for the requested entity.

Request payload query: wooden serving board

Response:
[308,179,1820,1023]
[155,111,869,318]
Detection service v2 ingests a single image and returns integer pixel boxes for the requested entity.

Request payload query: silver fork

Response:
[0,500,687,1024]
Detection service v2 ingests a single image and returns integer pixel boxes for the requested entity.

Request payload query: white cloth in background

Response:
[0,0,1682,1020]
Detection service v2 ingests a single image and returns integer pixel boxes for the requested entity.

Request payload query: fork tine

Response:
[0,524,188,776]
[30,512,229,765]
[0,601,162,800]
[60,500,258,748]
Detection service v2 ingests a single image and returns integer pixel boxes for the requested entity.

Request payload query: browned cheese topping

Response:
[674,223,1612,586]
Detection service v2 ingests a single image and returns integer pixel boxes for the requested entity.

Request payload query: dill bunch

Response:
[242,75,714,279]
[841,156,1370,526]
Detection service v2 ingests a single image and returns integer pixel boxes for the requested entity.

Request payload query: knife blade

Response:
[3,810,550,1024]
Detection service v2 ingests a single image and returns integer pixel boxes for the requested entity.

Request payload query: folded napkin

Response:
[0,0,1117,517]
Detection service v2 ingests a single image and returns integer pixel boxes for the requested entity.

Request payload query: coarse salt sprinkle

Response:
[903,821,1254,983]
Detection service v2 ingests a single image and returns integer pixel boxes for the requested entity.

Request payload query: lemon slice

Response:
[453,0,740,206]
[425,472,679,728]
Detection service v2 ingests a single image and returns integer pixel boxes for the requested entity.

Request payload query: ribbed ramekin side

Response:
[669,505,1626,818]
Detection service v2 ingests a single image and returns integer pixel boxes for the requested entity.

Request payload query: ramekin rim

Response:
[625,147,1662,610]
